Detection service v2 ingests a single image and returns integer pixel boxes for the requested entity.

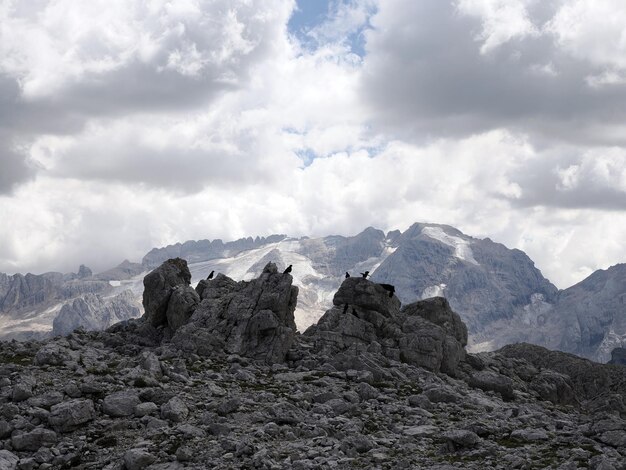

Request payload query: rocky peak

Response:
[142,257,192,329]
[173,261,298,363]
[77,265,92,279]
[305,277,466,376]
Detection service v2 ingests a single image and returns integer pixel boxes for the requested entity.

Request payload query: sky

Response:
[1,0,626,289]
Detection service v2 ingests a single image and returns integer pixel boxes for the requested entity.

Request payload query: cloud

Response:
[360,0,626,145]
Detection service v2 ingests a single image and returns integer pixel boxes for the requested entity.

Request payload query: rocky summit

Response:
[0,260,625,469]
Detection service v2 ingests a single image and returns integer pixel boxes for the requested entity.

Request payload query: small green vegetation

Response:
[0,353,32,366]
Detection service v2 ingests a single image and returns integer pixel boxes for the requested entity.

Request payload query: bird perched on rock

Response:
[283,265,292,274]
[360,271,370,278]
[343,304,349,314]
[345,272,350,278]
[207,271,214,280]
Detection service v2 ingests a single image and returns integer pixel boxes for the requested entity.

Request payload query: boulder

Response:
[172,263,298,363]
[468,370,515,401]
[48,399,95,432]
[0,450,18,470]
[11,428,57,451]
[103,391,140,417]
[305,278,467,375]
[142,258,192,328]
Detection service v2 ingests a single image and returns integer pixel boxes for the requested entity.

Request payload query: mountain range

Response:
[1,222,625,362]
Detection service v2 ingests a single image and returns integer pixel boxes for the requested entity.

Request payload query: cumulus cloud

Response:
[361,0,626,145]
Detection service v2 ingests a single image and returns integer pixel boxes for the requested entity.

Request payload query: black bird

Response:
[207,271,214,280]
[351,307,358,317]
[343,304,349,314]
[283,265,293,274]
[360,271,370,278]
[345,272,350,278]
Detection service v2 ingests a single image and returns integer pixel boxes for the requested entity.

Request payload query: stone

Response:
[103,391,140,417]
[124,449,156,470]
[468,370,515,401]
[48,399,95,432]
[135,402,158,417]
[443,429,480,449]
[161,397,188,422]
[166,285,200,332]
[0,450,18,470]
[172,263,298,363]
[142,258,192,328]
[11,428,57,451]
[510,428,549,442]
[34,344,79,366]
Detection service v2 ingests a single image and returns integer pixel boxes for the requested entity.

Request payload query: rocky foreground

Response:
[0,260,625,469]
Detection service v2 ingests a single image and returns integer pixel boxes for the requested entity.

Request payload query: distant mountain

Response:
[1,223,625,362]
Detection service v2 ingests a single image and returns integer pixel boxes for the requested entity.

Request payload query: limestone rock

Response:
[48,399,95,432]
[305,278,467,375]
[172,263,298,363]
[11,428,57,451]
[0,450,18,470]
[468,370,515,401]
[142,258,192,328]
[103,391,140,417]
[166,285,200,332]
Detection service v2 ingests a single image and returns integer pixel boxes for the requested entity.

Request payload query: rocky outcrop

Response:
[304,277,467,375]
[172,262,298,363]
[1,261,626,469]
[142,258,192,329]
[52,291,141,337]
[497,342,626,409]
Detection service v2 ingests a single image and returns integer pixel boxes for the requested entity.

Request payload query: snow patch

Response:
[421,284,447,299]
[421,226,479,265]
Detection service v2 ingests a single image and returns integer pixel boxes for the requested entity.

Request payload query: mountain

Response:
[1,223,625,363]
[1,261,625,468]
[0,266,142,340]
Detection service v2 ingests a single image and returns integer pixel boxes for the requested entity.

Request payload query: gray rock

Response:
[161,397,188,422]
[0,450,18,470]
[305,278,467,375]
[103,391,140,417]
[468,370,515,401]
[11,428,57,451]
[142,258,192,328]
[135,402,158,417]
[529,370,577,405]
[48,399,95,432]
[166,285,200,332]
[34,343,79,366]
[52,291,140,336]
[11,382,33,402]
[510,428,549,442]
[172,263,298,363]
[124,449,156,470]
[443,429,480,449]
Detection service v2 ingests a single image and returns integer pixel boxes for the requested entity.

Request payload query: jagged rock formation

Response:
[304,278,466,376]
[142,257,195,330]
[141,235,288,268]
[4,223,626,366]
[371,223,558,334]
[0,263,625,468]
[173,262,298,363]
[52,291,141,337]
